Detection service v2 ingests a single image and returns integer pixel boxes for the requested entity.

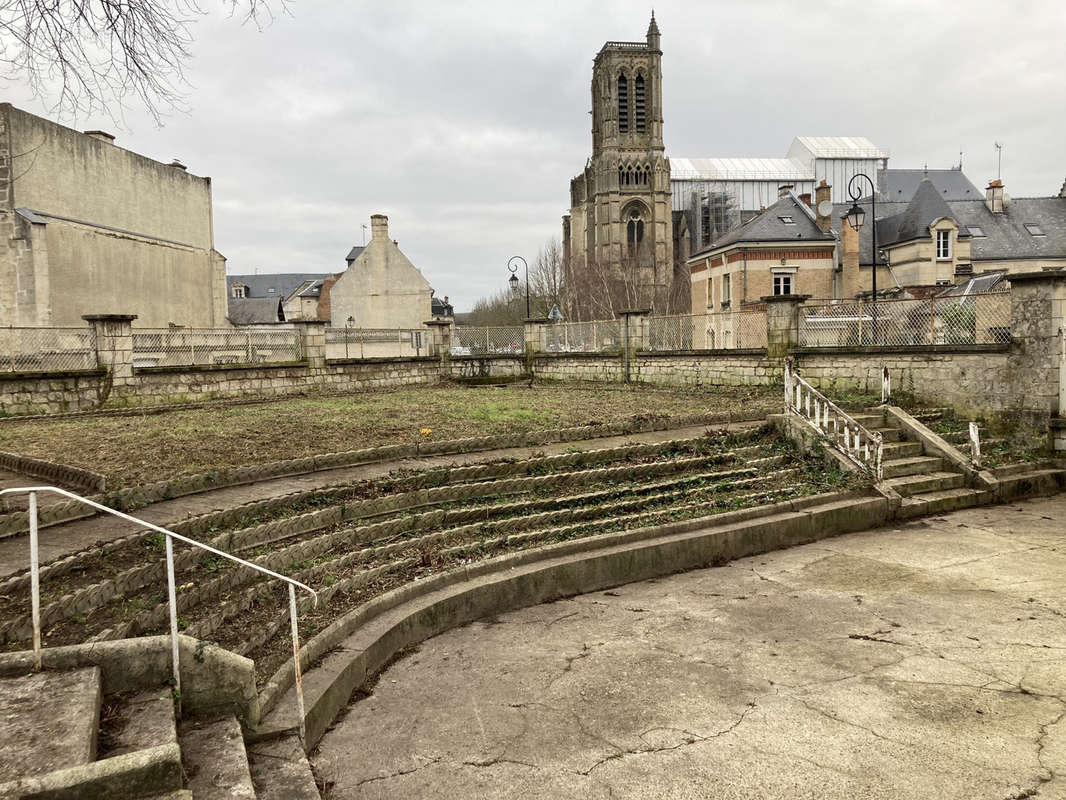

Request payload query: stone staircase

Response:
[849,408,989,518]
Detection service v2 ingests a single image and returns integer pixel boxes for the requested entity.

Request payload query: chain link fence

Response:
[799,291,1011,348]
[452,326,524,356]
[0,328,97,373]
[541,320,624,353]
[132,328,302,367]
[325,328,428,359]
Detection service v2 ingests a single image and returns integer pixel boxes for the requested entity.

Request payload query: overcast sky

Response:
[5,0,1064,311]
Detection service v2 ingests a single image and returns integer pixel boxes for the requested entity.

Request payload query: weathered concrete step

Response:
[884,471,966,498]
[180,715,256,800]
[869,426,904,443]
[881,441,923,459]
[0,666,101,782]
[101,687,176,758]
[898,488,988,518]
[882,456,942,479]
[248,734,320,800]
[849,413,885,428]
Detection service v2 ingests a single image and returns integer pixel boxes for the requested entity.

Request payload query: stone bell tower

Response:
[564,14,674,315]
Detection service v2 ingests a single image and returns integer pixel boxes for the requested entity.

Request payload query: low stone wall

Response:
[632,350,775,386]
[0,369,106,415]
[449,355,527,380]
[532,352,626,383]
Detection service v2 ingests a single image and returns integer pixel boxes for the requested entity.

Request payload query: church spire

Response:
[646,11,661,50]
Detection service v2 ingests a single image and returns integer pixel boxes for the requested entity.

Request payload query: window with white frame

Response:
[772,270,794,296]
[936,229,952,260]
[231,284,245,299]
[721,273,731,306]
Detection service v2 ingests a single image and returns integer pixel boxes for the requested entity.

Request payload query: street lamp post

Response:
[345,316,355,359]
[844,173,878,343]
[507,255,530,319]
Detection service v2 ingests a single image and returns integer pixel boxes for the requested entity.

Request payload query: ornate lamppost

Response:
[844,173,878,342]
[507,255,530,319]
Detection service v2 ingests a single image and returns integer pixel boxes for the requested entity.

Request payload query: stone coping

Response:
[0,368,105,383]
[533,351,624,359]
[324,355,438,366]
[253,490,886,748]
[135,361,309,375]
[793,343,1010,356]
[636,348,768,358]
[449,354,525,361]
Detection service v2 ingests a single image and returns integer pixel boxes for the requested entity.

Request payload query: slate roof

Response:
[345,246,365,264]
[226,273,328,300]
[878,168,982,202]
[690,191,834,258]
[877,178,963,247]
[951,198,1066,261]
[227,297,285,325]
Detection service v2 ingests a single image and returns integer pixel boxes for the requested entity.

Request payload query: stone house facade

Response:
[0,104,227,327]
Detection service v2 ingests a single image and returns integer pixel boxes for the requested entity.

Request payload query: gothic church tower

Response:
[564,14,673,316]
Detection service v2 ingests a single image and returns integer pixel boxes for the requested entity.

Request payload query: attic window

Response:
[267,287,276,293]
[1024,223,1045,236]
[779,215,795,225]
[231,285,245,299]
[967,226,985,237]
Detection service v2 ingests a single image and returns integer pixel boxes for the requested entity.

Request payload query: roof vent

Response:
[84,130,115,144]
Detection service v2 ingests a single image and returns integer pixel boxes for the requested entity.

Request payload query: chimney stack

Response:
[985,180,1005,213]
[799,192,812,207]
[84,130,115,144]
[815,179,832,232]
[1059,178,1066,199]
[370,214,389,241]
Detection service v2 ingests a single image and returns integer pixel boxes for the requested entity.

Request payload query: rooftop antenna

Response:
[361,224,368,246]
[958,150,963,170]
[994,142,1003,180]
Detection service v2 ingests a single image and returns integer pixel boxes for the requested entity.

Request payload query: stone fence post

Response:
[618,308,651,383]
[292,320,326,370]
[762,294,810,360]
[1005,269,1066,423]
[424,319,453,368]
[82,314,136,382]
[524,318,549,354]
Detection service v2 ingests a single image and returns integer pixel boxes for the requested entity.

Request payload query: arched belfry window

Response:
[626,208,645,250]
[635,74,646,133]
[617,74,629,133]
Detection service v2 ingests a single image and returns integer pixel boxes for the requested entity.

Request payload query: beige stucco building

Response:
[329,215,432,331]
[0,104,227,327]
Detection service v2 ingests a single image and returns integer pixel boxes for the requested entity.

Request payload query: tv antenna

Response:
[994,142,1003,180]
[361,224,368,245]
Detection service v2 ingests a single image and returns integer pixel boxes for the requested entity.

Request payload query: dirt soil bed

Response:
[0,384,778,488]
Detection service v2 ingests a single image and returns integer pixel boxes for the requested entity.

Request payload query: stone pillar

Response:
[424,319,453,367]
[524,318,549,354]
[292,320,326,369]
[82,314,136,382]
[619,308,652,352]
[762,295,810,360]
[1005,270,1066,424]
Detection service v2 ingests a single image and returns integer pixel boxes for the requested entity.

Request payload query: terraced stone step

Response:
[248,735,320,800]
[882,456,942,479]
[848,413,886,428]
[869,426,904,443]
[179,715,256,800]
[0,666,101,783]
[885,471,966,497]
[99,687,175,759]
[881,441,923,459]
[898,488,989,518]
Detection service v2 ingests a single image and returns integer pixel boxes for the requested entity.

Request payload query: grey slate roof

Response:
[877,178,963,247]
[226,273,328,300]
[345,246,365,264]
[692,192,834,257]
[878,168,982,202]
[227,297,285,325]
[951,198,1066,261]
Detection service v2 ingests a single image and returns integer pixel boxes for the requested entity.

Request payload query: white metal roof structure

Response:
[671,157,809,181]
[787,136,886,161]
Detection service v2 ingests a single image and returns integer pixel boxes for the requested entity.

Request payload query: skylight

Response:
[1024,223,1045,236]
[779,215,795,225]
[968,226,985,237]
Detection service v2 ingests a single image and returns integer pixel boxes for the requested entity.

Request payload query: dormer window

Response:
[267,287,276,294]
[967,226,985,237]
[1024,223,1045,236]
[231,285,246,299]
[936,230,952,260]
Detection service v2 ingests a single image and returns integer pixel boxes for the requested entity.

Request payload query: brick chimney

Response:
[986,180,1005,213]
[815,180,832,232]
[370,214,389,241]
[799,192,812,207]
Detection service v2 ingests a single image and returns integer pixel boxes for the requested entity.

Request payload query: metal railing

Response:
[452,326,524,356]
[784,361,884,480]
[132,327,302,367]
[540,319,623,353]
[0,327,97,373]
[799,291,1011,348]
[0,486,317,741]
[325,327,427,359]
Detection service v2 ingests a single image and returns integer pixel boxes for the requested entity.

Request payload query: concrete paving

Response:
[313,494,1066,799]
[0,421,755,578]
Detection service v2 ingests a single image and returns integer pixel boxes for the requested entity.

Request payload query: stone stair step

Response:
[884,471,966,497]
[882,456,942,479]
[869,426,904,442]
[898,488,988,518]
[848,413,884,427]
[881,441,923,459]
[179,715,256,800]
[248,734,320,800]
[0,666,101,782]
[101,687,176,758]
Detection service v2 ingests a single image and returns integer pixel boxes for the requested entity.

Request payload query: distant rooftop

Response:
[671,157,809,182]
[790,136,886,160]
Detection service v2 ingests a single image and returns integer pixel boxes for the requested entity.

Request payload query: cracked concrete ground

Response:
[312,495,1066,799]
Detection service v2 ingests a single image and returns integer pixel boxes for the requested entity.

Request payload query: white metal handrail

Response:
[0,486,318,741]
[784,361,884,481]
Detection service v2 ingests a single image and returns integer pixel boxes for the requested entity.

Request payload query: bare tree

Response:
[528,237,565,317]
[0,1,285,121]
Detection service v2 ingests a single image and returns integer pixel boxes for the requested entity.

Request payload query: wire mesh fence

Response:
[0,328,97,373]
[683,307,768,350]
[541,319,624,353]
[452,326,525,356]
[799,291,1011,348]
[132,328,302,367]
[325,328,428,359]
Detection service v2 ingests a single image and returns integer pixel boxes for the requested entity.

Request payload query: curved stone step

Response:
[179,715,255,800]
[884,471,966,497]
